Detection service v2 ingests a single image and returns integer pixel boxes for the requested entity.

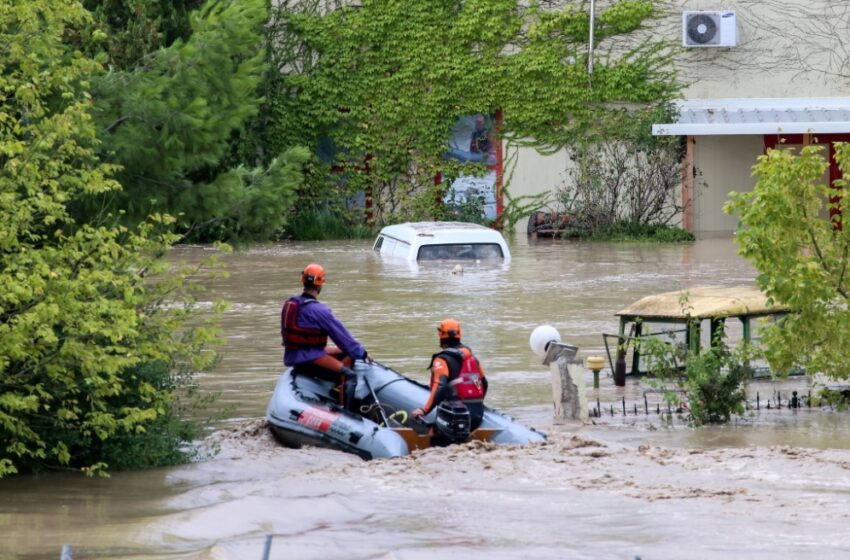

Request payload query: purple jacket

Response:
[283,295,367,366]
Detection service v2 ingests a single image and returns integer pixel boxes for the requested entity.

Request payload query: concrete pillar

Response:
[550,354,588,422]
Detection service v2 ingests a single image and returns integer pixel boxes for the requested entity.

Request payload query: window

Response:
[373,235,384,251]
[417,243,504,260]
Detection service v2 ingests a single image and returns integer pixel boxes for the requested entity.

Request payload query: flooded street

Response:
[3,235,850,559]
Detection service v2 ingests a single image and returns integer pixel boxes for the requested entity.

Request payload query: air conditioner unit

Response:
[682,11,737,48]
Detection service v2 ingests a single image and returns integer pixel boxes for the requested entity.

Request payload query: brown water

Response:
[3,236,850,559]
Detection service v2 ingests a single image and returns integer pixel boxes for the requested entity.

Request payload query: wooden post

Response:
[682,135,695,232]
[630,321,642,375]
[689,320,701,354]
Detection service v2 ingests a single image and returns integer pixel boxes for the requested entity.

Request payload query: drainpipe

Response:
[588,0,596,85]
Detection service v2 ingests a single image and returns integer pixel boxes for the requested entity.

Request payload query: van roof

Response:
[381,221,494,233]
[378,221,504,243]
[375,221,511,261]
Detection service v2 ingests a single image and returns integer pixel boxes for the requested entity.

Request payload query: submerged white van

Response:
[372,222,511,262]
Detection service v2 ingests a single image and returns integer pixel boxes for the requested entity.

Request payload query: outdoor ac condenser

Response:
[682,11,737,48]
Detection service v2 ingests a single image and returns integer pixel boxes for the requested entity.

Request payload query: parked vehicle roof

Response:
[378,221,499,239]
[373,221,511,262]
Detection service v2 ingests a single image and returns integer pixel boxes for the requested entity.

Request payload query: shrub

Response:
[640,314,753,426]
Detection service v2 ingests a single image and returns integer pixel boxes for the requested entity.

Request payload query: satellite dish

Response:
[530,325,561,358]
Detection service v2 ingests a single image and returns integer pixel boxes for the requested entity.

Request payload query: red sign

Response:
[297,408,339,433]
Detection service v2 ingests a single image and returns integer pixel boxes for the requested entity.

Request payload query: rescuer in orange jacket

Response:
[412,319,488,434]
[281,263,372,411]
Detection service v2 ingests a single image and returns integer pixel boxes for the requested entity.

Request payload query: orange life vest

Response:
[431,347,486,402]
[281,296,328,350]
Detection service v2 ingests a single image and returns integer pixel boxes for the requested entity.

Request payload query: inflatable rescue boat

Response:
[266,361,545,459]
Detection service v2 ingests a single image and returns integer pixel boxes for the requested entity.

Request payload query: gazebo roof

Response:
[616,286,791,320]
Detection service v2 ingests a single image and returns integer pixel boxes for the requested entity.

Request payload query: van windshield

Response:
[417,243,504,260]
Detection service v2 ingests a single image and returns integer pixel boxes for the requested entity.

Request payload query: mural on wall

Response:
[443,113,498,220]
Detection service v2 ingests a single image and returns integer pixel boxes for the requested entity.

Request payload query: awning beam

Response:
[652,97,850,136]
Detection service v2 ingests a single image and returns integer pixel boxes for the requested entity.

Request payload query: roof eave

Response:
[653,122,850,136]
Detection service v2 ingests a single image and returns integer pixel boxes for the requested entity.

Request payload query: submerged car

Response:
[372,221,511,262]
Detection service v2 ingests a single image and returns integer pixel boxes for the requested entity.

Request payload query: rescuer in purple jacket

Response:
[281,263,371,411]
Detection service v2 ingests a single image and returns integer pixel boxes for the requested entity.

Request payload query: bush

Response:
[283,207,375,240]
[682,345,750,425]
[554,106,689,237]
[640,317,753,426]
[576,221,695,242]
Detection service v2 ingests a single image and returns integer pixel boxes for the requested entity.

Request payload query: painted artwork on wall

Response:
[443,114,499,220]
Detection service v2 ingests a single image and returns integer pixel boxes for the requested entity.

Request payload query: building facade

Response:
[510,0,850,235]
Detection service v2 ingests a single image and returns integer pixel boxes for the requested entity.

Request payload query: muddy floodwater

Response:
[3,236,850,559]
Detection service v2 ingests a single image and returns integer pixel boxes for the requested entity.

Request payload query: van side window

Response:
[373,235,385,251]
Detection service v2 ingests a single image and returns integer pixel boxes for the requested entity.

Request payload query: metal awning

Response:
[652,97,850,136]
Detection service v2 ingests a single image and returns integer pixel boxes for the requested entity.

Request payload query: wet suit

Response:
[281,294,368,410]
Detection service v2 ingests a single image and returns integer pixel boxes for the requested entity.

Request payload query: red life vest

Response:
[281,296,328,350]
[432,347,486,402]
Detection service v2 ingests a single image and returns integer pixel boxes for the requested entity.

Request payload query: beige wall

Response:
[504,145,573,200]
[505,1,850,233]
[691,136,761,233]
[668,0,850,99]
[663,1,849,233]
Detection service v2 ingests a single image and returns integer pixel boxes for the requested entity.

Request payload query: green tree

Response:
[81,0,308,242]
[266,0,678,225]
[0,1,219,477]
[725,144,850,380]
[82,0,204,68]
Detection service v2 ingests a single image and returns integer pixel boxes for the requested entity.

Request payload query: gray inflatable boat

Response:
[266,361,546,459]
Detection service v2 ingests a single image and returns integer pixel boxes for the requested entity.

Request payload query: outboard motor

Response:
[434,400,471,443]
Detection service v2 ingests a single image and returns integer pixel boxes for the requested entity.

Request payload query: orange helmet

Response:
[437,319,462,340]
[301,263,326,286]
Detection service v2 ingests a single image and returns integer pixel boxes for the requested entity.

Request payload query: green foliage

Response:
[640,318,752,426]
[577,221,695,242]
[441,191,492,226]
[266,0,679,225]
[500,189,552,233]
[725,144,850,380]
[504,2,676,153]
[679,344,751,425]
[82,0,204,68]
[815,387,850,410]
[78,0,307,242]
[0,1,220,477]
[283,207,375,241]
